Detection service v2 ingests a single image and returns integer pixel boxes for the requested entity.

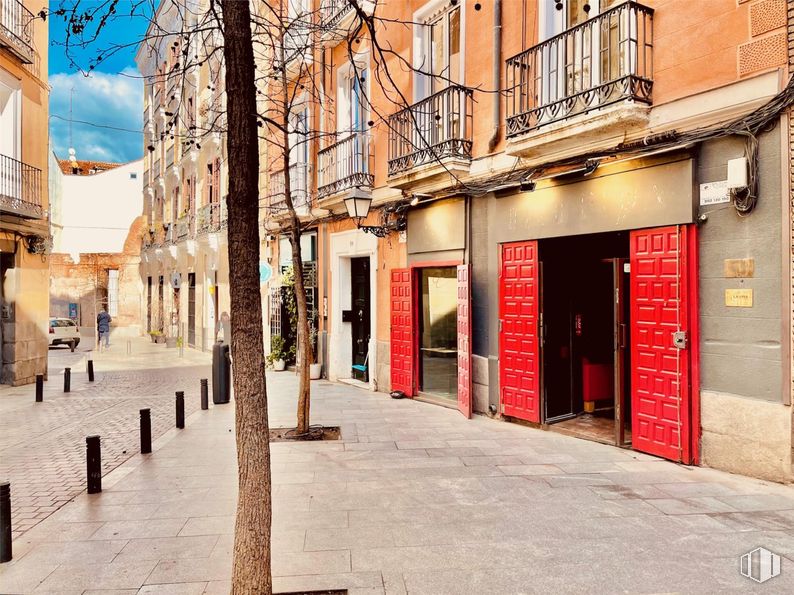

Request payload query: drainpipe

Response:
[487,0,502,153]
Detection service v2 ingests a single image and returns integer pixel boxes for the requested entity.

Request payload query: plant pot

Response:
[310,363,322,380]
[149,335,156,343]
[155,335,166,344]
[273,359,286,371]
[165,336,178,348]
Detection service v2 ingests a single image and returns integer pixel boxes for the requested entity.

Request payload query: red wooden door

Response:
[499,241,541,423]
[630,226,692,463]
[390,268,414,396]
[457,264,472,418]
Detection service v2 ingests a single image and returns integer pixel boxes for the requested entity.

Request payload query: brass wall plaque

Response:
[725,289,753,307]
[724,258,754,278]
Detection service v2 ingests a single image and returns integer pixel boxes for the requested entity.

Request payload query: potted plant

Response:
[150,331,165,344]
[308,315,322,380]
[267,335,287,371]
[165,335,178,348]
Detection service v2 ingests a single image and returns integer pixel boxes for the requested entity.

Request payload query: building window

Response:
[107,269,119,317]
[130,172,137,179]
[414,0,463,101]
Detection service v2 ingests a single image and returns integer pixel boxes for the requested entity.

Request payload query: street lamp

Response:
[343,193,373,223]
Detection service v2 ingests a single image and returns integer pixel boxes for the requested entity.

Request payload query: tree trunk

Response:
[289,228,313,435]
[222,1,272,593]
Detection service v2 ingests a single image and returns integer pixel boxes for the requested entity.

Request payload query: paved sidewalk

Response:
[2,370,794,593]
[0,338,211,537]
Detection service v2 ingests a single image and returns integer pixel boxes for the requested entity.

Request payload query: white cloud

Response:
[49,67,143,163]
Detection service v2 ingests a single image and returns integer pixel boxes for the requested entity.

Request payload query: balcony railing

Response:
[0,0,34,63]
[269,163,311,213]
[321,0,353,28]
[175,212,194,240]
[318,132,374,198]
[388,85,473,177]
[0,154,43,219]
[196,200,227,234]
[506,1,653,137]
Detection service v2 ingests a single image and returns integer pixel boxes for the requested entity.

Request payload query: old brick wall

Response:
[49,217,145,336]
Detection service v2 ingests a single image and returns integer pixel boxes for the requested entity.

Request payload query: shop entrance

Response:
[418,266,458,400]
[540,232,631,446]
[499,225,698,463]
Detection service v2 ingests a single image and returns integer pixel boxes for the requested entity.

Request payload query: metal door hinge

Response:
[498,319,503,333]
[672,331,688,349]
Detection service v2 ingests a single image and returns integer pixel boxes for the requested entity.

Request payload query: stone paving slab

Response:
[2,367,794,593]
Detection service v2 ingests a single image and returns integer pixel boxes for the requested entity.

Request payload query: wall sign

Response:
[725,289,753,307]
[699,180,730,206]
[259,262,273,284]
[724,258,754,278]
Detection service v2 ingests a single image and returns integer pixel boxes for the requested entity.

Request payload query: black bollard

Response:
[87,359,95,382]
[0,482,11,563]
[140,408,152,454]
[63,368,71,393]
[86,435,102,494]
[175,391,185,429]
[35,374,43,402]
[200,379,208,410]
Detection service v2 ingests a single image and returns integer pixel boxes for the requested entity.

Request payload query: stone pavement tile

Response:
[17,520,106,544]
[91,518,188,540]
[151,497,237,519]
[653,481,744,498]
[460,455,523,466]
[271,571,382,594]
[201,581,230,595]
[113,535,220,562]
[304,525,396,551]
[83,590,137,595]
[555,461,625,474]
[715,493,794,512]
[137,582,208,594]
[0,561,59,593]
[589,484,670,500]
[543,473,615,487]
[145,555,231,584]
[647,496,740,515]
[496,463,564,476]
[178,515,235,536]
[14,539,128,565]
[53,503,157,523]
[272,549,351,577]
[272,471,315,485]
[344,441,397,451]
[272,510,349,530]
[35,560,157,591]
[119,487,211,505]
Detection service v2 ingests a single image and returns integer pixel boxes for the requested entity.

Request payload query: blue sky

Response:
[49,2,152,163]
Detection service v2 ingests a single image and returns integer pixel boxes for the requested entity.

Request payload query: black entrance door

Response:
[350,257,370,381]
[188,272,196,347]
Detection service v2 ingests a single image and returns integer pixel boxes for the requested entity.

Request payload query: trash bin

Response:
[212,342,231,404]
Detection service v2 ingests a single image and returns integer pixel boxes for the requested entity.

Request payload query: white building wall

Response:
[59,159,144,256]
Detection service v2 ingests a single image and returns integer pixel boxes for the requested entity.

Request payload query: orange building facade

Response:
[0,1,49,386]
[140,1,793,481]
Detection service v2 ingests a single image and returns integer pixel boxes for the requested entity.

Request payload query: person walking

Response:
[97,308,112,349]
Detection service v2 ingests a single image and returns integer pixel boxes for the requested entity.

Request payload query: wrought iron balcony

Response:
[0,154,43,219]
[388,85,474,177]
[321,0,353,28]
[175,212,194,240]
[318,132,373,199]
[506,1,653,137]
[196,200,226,234]
[268,163,311,214]
[0,0,34,63]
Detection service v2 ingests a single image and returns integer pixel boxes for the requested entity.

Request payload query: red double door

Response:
[498,226,698,464]
[390,265,472,418]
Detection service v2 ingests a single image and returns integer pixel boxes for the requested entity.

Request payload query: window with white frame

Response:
[413,0,463,101]
[107,270,119,317]
[0,70,21,161]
